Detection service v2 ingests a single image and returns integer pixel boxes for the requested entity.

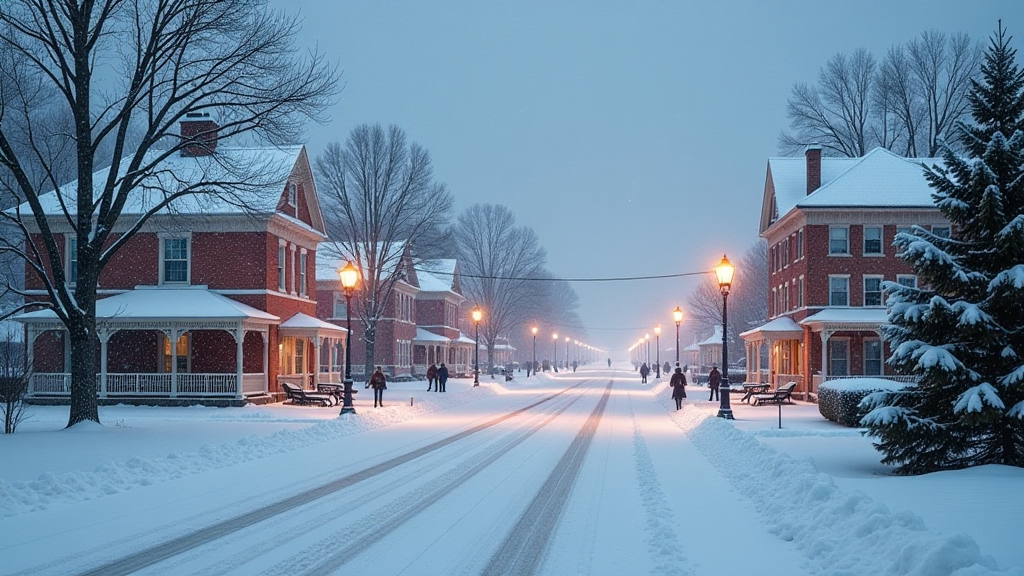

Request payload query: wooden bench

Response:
[282,382,335,407]
[752,381,797,406]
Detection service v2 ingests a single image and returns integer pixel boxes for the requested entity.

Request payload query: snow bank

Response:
[655,387,1018,576]
[0,386,498,518]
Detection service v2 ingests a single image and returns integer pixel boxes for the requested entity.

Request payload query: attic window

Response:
[287,183,297,207]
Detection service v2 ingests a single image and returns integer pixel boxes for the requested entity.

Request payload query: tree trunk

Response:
[66,314,99,427]
[363,323,376,378]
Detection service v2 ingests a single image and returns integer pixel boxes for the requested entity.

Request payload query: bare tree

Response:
[315,124,453,373]
[0,1,338,427]
[453,204,546,370]
[781,31,980,158]
[0,327,29,433]
[686,240,768,356]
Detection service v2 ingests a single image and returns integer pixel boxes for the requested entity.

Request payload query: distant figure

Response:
[663,361,671,376]
[426,363,438,392]
[369,366,387,407]
[607,358,611,368]
[437,363,449,392]
[670,367,687,410]
[708,364,721,402]
[572,360,578,372]
[639,362,650,384]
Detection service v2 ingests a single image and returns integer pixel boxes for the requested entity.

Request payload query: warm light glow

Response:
[673,306,683,324]
[715,254,735,289]
[553,333,559,340]
[645,333,649,341]
[654,325,661,336]
[565,337,569,342]
[338,261,359,290]
[471,306,483,323]
[532,326,538,335]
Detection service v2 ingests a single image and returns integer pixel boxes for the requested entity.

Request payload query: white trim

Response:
[277,240,286,292]
[158,233,192,286]
[863,337,883,376]
[299,249,308,297]
[289,244,297,296]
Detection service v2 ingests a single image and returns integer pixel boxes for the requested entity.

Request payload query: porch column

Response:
[169,328,179,398]
[262,331,269,393]
[98,328,111,398]
[820,327,836,385]
[25,326,37,396]
[235,327,244,399]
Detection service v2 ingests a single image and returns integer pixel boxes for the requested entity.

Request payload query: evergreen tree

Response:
[863,22,1024,474]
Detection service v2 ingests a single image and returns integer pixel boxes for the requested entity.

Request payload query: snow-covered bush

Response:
[819,378,910,427]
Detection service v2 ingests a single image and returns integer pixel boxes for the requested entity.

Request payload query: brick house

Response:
[740,146,948,399]
[412,259,475,376]
[14,114,347,404]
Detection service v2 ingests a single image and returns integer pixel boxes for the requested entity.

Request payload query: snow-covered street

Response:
[1,365,1021,576]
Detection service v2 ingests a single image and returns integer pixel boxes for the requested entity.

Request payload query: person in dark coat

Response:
[708,364,721,401]
[426,363,438,391]
[368,366,387,407]
[670,367,687,410]
[663,361,671,376]
[437,363,449,392]
[639,362,650,384]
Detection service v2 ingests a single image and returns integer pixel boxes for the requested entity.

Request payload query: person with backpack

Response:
[368,366,387,407]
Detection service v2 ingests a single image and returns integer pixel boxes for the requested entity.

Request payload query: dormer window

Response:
[287,182,297,207]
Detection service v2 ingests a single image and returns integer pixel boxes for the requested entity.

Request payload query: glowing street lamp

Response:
[531,326,538,378]
[471,306,483,386]
[716,254,736,420]
[654,325,661,378]
[673,306,684,365]
[552,333,559,372]
[338,261,359,415]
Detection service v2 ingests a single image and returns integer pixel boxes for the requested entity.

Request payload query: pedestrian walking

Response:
[368,366,387,407]
[663,361,671,376]
[437,362,449,392]
[670,367,687,410]
[708,363,721,402]
[572,360,578,372]
[426,363,438,391]
[639,362,650,384]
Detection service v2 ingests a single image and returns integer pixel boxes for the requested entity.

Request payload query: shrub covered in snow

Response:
[819,378,910,427]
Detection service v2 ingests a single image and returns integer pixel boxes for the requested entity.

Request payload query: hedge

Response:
[818,378,910,427]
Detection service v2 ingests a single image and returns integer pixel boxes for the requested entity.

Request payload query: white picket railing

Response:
[29,372,256,397]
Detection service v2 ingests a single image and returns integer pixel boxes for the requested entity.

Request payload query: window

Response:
[162,333,189,373]
[333,293,348,319]
[290,246,296,294]
[162,237,189,283]
[829,276,849,306]
[782,237,790,268]
[299,251,307,296]
[864,276,884,306]
[278,244,286,291]
[829,339,849,376]
[829,226,849,254]
[798,275,805,307]
[287,182,297,206]
[863,226,883,255]
[771,288,778,317]
[932,225,951,238]
[864,339,883,376]
[67,236,78,285]
[783,283,790,311]
[897,275,918,288]
[294,338,305,374]
[796,228,804,260]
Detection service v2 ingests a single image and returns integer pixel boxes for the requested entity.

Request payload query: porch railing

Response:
[28,372,257,397]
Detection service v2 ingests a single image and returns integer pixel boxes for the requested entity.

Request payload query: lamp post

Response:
[673,306,683,365]
[531,326,538,378]
[472,306,482,386]
[552,333,558,372]
[645,333,650,366]
[654,325,661,378]
[338,261,359,416]
[716,254,736,420]
[565,336,570,371]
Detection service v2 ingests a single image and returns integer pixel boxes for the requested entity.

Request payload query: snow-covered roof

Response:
[316,241,410,283]
[416,269,452,293]
[800,307,889,326]
[454,333,477,345]
[740,316,803,340]
[797,148,942,209]
[14,286,278,323]
[414,328,450,343]
[279,312,347,332]
[18,146,305,218]
[698,324,723,346]
[767,156,859,222]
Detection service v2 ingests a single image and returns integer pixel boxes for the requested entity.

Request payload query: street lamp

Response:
[471,306,483,386]
[716,254,736,420]
[565,336,570,371]
[531,326,538,378]
[552,333,559,372]
[673,306,684,365]
[654,325,661,378]
[338,261,359,415]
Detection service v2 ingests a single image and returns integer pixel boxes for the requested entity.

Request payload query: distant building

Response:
[741,146,945,399]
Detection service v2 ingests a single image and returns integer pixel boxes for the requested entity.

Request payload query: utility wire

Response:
[415,268,713,283]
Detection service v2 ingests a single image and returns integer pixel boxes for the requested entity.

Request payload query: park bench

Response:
[752,381,797,406]
[282,382,335,407]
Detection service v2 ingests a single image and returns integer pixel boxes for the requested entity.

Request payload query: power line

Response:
[415,268,713,283]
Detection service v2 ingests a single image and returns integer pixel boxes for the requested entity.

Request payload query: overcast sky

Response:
[271,0,1022,357]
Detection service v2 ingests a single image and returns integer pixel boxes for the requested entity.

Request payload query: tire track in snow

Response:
[480,380,614,576]
[68,383,587,576]
[628,393,695,576]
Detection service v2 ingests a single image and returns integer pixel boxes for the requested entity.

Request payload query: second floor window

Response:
[287,182,297,206]
[278,245,286,291]
[67,236,78,285]
[897,275,918,288]
[864,226,883,255]
[299,252,307,296]
[829,226,849,255]
[333,293,348,319]
[830,276,849,306]
[163,238,189,283]
[864,276,883,306]
[932,225,951,238]
[796,228,804,260]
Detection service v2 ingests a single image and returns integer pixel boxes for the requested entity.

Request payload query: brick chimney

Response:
[805,144,821,195]
[180,112,218,157]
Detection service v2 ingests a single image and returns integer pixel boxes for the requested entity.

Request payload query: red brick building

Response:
[14,115,347,404]
[740,146,947,399]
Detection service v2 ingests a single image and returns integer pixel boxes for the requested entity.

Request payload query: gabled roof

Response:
[415,259,463,296]
[698,324,723,346]
[739,316,803,341]
[800,307,889,326]
[316,241,416,286]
